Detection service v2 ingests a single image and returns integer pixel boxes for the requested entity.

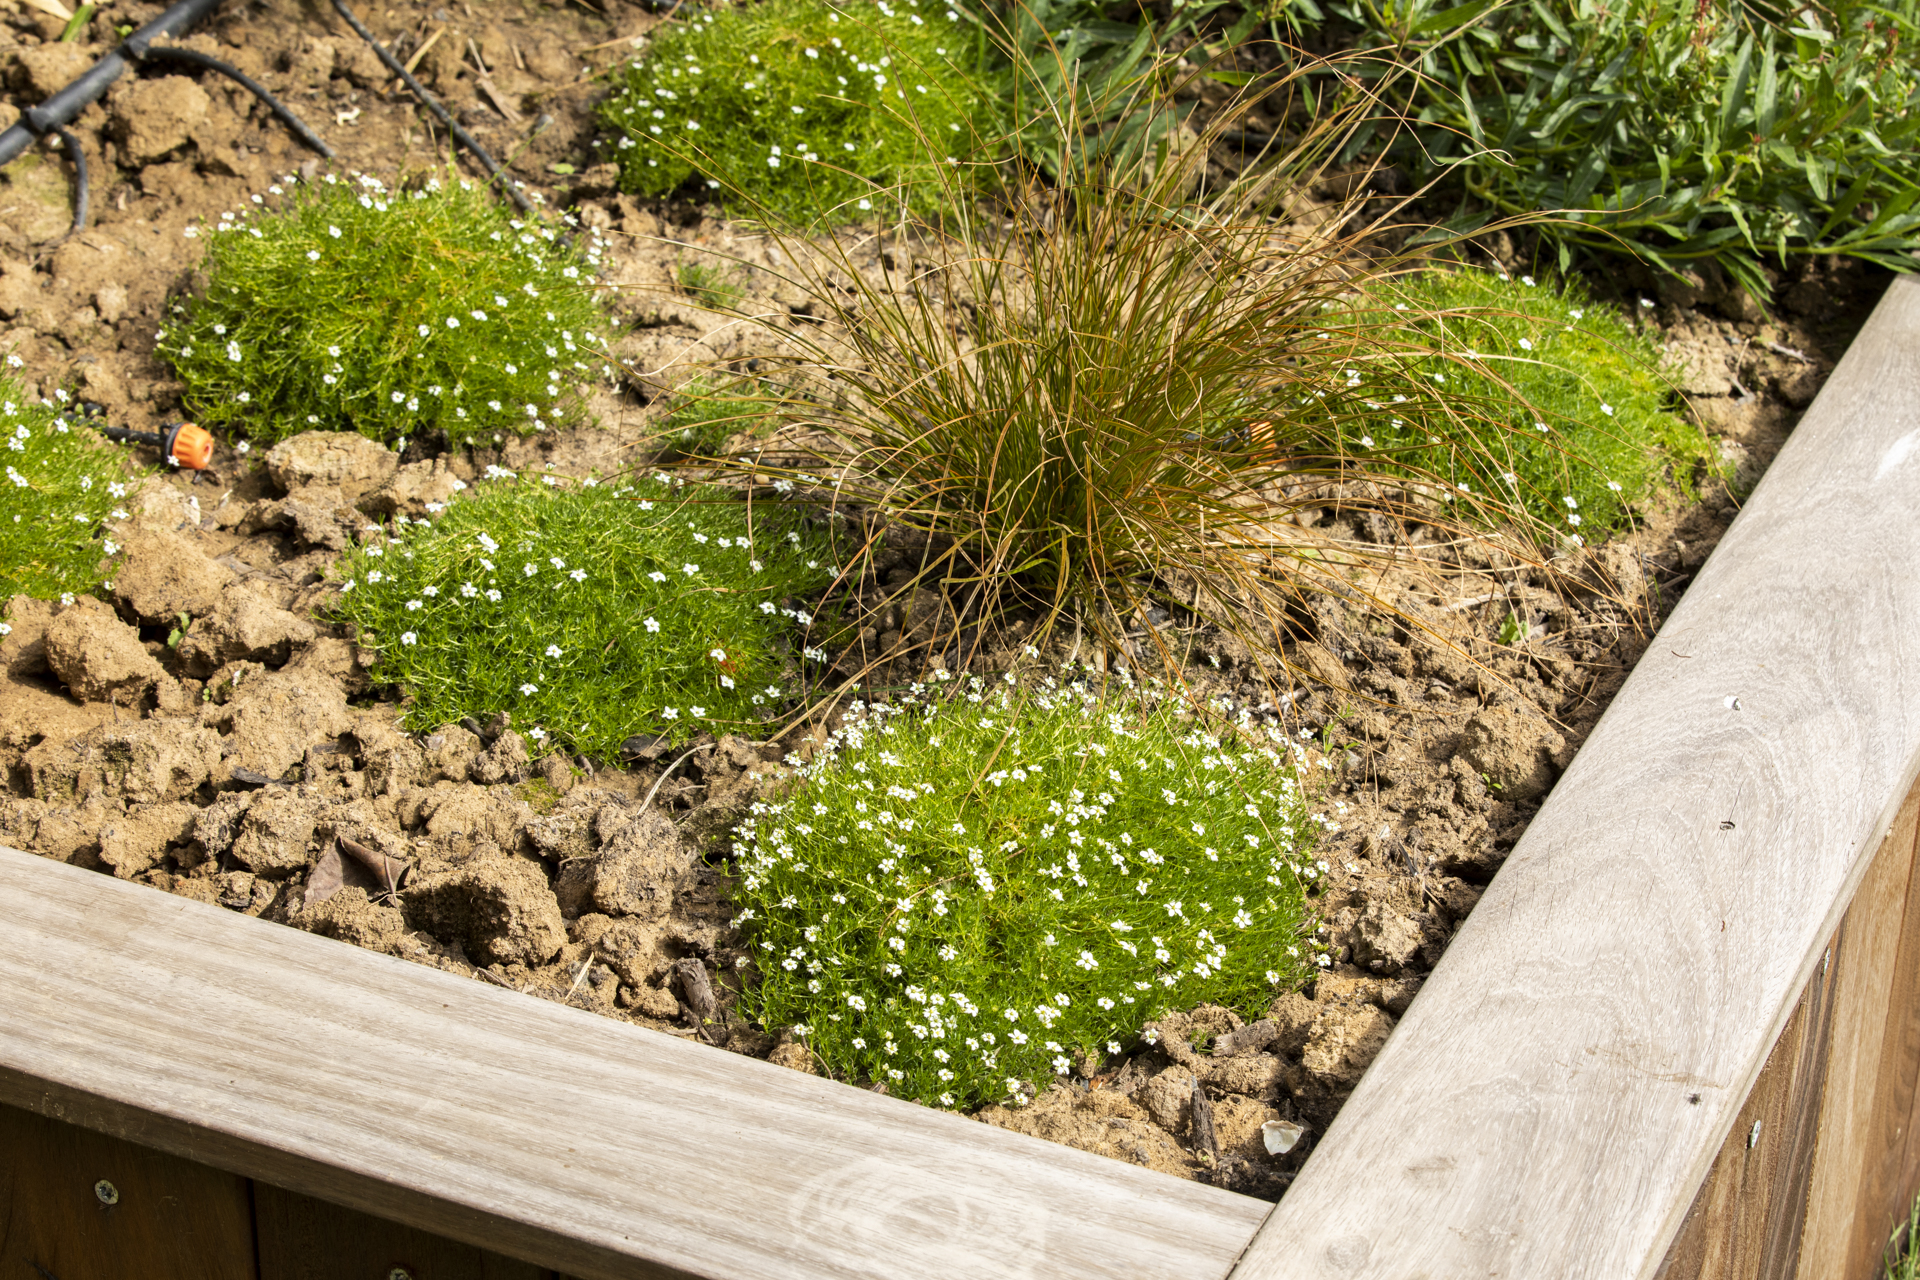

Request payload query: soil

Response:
[0,0,1896,1206]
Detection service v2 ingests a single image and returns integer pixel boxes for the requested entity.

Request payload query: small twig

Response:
[402,25,444,74]
[641,742,714,810]
[1441,589,1505,613]
[1765,341,1813,364]
[564,957,595,1002]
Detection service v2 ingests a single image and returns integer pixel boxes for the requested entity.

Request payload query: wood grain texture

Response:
[0,1100,257,1280]
[0,845,1269,1280]
[255,1181,552,1280]
[1798,780,1920,1280]
[1231,272,1920,1280]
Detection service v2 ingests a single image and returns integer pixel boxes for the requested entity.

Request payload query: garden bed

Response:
[5,270,1918,1276]
[1,0,1916,1270]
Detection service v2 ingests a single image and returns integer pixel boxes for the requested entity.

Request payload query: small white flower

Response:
[328,225,342,237]
[644,617,660,632]
[400,631,417,645]
[519,682,538,696]
[545,644,563,659]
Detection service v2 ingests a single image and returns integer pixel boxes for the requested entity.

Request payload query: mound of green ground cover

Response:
[157,172,612,450]
[0,379,142,601]
[1331,268,1711,537]
[732,674,1326,1109]
[599,0,994,222]
[331,471,837,757]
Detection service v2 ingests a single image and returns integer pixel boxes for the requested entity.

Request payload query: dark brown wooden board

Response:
[255,1182,552,1280]
[0,1100,257,1280]
[1829,779,1920,1278]
[1798,773,1920,1277]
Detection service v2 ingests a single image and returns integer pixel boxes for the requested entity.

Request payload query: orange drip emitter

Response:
[101,420,215,469]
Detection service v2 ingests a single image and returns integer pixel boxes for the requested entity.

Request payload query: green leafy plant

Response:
[330,470,838,757]
[983,0,1179,180]
[598,0,996,223]
[0,380,141,601]
[1324,0,1920,296]
[1891,1188,1920,1280]
[733,671,1327,1108]
[678,261,747,312]
[157,171,613,449]
[1332,267,1712,534]
[654,376,781,463]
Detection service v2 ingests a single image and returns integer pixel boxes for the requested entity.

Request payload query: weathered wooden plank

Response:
[255,1181,553,1280]
[0,845,1269,1280]
[1796,775,1920,1278]
[0,1099,258,1280]
[1230,272,1920,1280]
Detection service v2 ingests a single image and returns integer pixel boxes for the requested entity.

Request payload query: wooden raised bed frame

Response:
[5,274,1920,1279]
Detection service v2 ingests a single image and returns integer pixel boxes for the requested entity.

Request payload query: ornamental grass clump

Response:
[158,172,612,450]
[331,471,837,758]
[1333,268,1713,534]
[0,379,142,601]
[735,49,1624,677]
[733,672,1325,1109]
[598,0,993,222]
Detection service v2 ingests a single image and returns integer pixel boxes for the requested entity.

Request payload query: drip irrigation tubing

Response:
[138,45,334,160]
[328,0,534,215]
[0,0,334,241]
[46,126,87,241]
[0,0,229,168]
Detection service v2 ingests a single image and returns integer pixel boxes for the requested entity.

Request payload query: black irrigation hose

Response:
[139,45,334,160]
[328,0,533,215]
[46,126,88,239]
[0,0,228,168]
